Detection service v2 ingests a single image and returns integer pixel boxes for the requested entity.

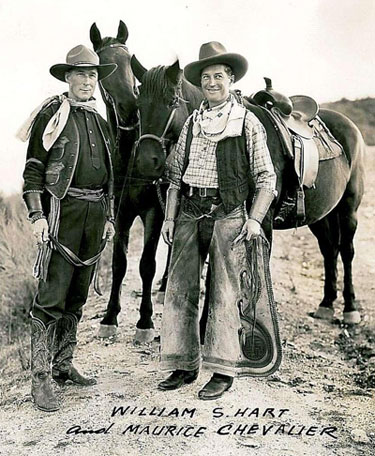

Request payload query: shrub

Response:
[0,194,36,345]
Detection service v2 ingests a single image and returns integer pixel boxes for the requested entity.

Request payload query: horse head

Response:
[131,56,202,180]
[90,21,138,136]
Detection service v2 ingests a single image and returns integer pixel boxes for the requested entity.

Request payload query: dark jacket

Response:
[23,98,114,216]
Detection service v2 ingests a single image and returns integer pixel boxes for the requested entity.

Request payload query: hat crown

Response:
[199,41,228,61]
[66,45,99,66]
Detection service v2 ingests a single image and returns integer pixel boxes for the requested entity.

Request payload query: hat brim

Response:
[184,53,248,86]
[50,63,118,82]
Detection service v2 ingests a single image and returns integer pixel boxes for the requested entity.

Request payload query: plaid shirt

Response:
[166,106,276,194]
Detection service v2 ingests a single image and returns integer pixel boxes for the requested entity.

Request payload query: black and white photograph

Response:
[0,1,374,455]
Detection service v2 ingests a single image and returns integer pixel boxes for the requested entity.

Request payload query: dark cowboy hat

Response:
[184,41,248,87]
[50,45,117,82]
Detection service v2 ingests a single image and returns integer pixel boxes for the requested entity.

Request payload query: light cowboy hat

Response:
[50,45,117,82]
[184,41,248,87]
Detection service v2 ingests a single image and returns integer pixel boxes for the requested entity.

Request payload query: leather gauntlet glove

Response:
[248,188,275,225]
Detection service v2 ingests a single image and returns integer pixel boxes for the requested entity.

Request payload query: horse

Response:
[90,21,170,343]
[130,56,365,326]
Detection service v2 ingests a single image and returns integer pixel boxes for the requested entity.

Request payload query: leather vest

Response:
[43,102,114,201]
[184,115,251,213]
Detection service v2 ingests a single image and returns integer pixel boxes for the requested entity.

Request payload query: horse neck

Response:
[181,79,204,114]
[167,80,202,137]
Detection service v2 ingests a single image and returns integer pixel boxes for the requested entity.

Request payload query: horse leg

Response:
[308,210,340,320]
[98,214,134,338]
[134,208,163,343]
[337,195,361,324]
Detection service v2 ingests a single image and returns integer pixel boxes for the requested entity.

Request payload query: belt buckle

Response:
[199,187,207,197]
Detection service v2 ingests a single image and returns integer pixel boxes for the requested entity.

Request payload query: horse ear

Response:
[131,55,147,82]
[90,23,102,50]
[166,60,182,85]
[117,20,129,44]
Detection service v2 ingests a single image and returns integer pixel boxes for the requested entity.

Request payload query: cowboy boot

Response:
[30,316,60,412]
[198,373,234,400]
[52,313,97,386]
[158,369,199,391]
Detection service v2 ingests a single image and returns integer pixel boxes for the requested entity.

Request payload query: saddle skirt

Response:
[268,96,343,188]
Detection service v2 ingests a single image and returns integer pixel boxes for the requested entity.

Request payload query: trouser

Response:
[160,195,251,377]
[32,195,107,324]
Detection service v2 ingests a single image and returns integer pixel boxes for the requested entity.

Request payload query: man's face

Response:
[65,68,98,101]
[201,64,233,108]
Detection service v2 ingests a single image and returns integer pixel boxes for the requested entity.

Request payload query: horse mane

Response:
[141,66,177,103]
[141,66,203,110]
[96,36,124,52]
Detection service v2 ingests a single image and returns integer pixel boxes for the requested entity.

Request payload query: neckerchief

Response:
[192,94,246,142]
[17,94,98,151]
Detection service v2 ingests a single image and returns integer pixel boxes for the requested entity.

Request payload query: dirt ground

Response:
[0,147,374,456]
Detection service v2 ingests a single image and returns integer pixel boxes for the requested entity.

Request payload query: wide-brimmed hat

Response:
[50,45,117,82]
[184,41,248,87]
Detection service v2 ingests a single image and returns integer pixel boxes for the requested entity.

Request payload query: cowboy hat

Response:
[50,45,117,82]
[184,41,248,87]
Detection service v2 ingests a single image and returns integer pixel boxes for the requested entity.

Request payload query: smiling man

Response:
[159,42,277,400]
[19,45,117,412]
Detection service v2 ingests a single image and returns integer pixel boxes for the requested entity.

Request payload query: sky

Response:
[0,0,374,195]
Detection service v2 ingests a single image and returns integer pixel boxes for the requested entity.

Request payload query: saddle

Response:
[253,78,343,224]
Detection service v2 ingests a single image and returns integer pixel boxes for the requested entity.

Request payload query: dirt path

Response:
[0,149,374,456]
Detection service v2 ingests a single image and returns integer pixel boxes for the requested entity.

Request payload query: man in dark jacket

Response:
[158,42,277,400]
[20,45,117,412]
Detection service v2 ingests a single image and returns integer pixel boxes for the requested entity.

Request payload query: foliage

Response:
[0,193,36,345]
[322,97,375,145]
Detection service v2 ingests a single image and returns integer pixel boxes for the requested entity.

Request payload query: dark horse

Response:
[130,56,365,326]
[90,21,171,342]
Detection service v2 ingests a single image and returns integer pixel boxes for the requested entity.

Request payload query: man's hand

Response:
[161,220,175,245]
[102,220,115,241]
[33,218,49,244]
[232,219,261,245]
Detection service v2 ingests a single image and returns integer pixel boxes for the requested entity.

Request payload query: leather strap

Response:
[49,234,107,268]
[182,184,220,198]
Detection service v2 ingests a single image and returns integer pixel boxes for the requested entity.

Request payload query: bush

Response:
[0,194,36,345]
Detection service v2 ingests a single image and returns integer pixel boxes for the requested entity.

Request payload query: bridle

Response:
[134,87,189,157]
[134,106,177,157]
[96,43,139,133]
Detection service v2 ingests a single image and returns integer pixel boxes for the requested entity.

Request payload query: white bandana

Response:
[192,94,247,142]
[17,94,98,151]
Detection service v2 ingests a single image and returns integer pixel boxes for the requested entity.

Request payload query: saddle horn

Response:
[254,77,293,116]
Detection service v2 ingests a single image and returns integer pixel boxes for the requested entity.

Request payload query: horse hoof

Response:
[98,324,118,338]
[156,291,165,304]
[314,307,334,320]
[343,311,361,325]
[134,328,155,344]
